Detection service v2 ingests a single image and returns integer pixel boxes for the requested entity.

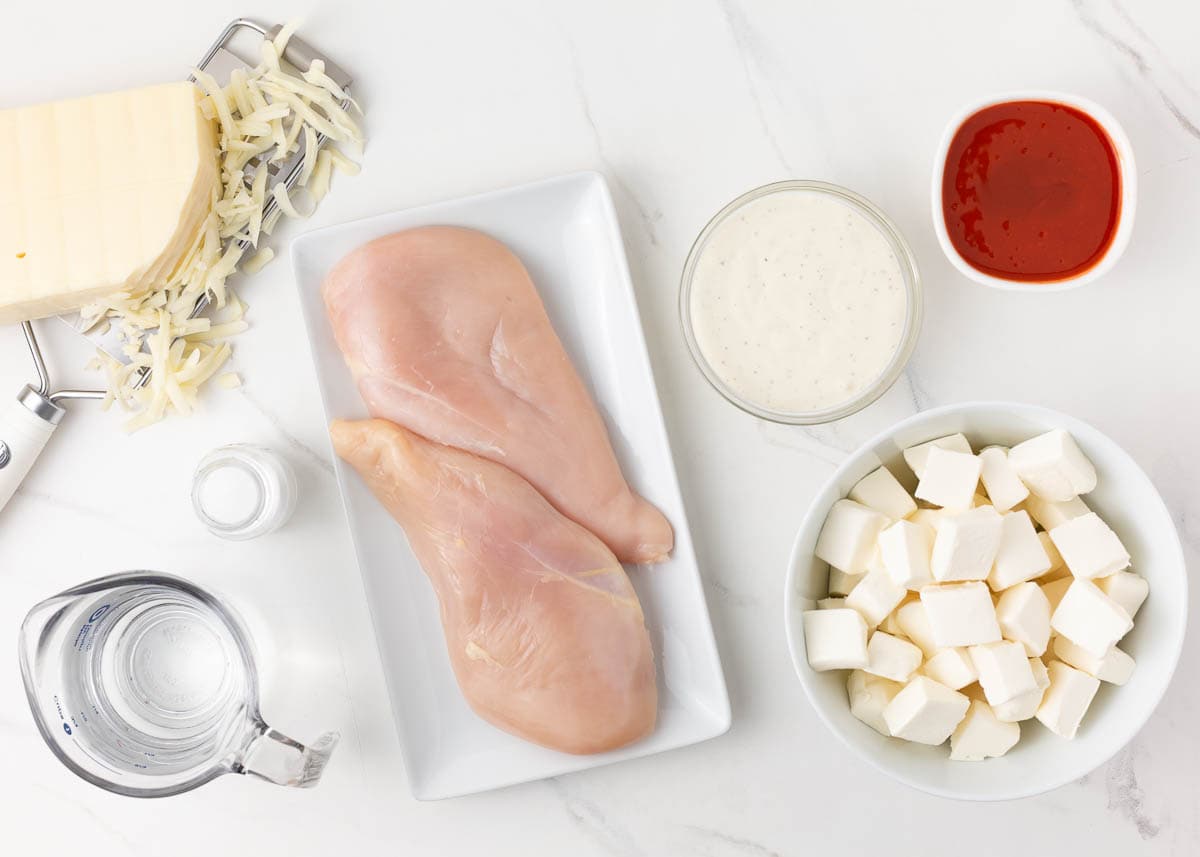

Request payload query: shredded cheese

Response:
[82,23,363,431]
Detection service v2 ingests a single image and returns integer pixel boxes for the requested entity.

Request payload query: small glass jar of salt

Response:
[191,444,297,540]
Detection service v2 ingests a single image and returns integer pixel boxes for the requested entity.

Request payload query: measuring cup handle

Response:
[238,720,339,788]
[0,388,64,514]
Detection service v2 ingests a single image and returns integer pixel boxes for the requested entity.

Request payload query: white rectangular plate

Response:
[290,171,731,800]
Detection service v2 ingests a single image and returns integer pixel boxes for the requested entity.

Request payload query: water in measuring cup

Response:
[60,588,252,776]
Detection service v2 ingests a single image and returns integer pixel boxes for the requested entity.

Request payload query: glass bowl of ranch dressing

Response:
[681,180,921,424]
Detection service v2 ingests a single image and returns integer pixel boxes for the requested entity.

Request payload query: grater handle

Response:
[0,387,64,514]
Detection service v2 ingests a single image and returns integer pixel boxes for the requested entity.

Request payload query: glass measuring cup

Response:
[18,571,338,798]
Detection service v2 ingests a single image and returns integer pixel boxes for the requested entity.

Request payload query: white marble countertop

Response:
[2,0,1197,853]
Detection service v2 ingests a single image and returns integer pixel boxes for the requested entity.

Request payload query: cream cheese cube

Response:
[882,676,970,745]
[817,596,846,610]
[895,600,941,657]
[950,700,1021,761]
[1037,532,1070,581]
[1009,429,1098,501]
[828,567,865,597]
[803,609,869,671]
[903,433,973,480]
[1024,494,1091,531]
[1053,637,1136,685]
[908,508,948,540]
[1036,661,1101,739]
[921,582,1002,647]
[845,569,907,628]
[1051,580,1134,658]
[988,510,1052,591]
[931,506,1004,582]
[866,546,888,576]
[995,582,1052,656]
[993,658,1051,722]
[849,466,917,521]
[1049,513,1131,580]
[923,647,978,690]
[878,520,934,590]
[816,499,890,575]
[978,446,1030,512]
[1096,571,1149,619]
[865,631,924,682]
[847,670,903,736]
[879,597,913,636]
[1041,576,1073,612]
[916,448,983,512]
[969,641,1038,705]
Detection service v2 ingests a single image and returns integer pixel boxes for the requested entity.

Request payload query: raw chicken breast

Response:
[331,418,658,755]
[322,226,673,564]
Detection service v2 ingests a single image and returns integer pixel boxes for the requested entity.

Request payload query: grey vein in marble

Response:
[562,34,663,247]
[238,387,336,476]
[715,0,794,174]
[1105,744,1162,840]
[904,369,931,413]
[548,778,646,857]
[1071,0,1200,140]
[685,826,784,857]
[706,575,758,608]
[10,484,133,528]
[755,419,854,467]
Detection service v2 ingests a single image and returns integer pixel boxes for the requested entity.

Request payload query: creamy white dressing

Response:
[689,190,909,415]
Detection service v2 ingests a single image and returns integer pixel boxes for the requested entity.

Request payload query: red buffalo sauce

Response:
[941,100,1121,282]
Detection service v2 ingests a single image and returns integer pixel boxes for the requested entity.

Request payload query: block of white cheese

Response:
[950,700,1020,761]
[817,596,846,610]
[816,499,889,575]
[845,569,907,628]
[916,447,982,512]
[903,433,973,480]
[969,641,1038,705]
[1024,494,1090,531]
[895,600,940,658]
[0,82,218,323]
[878,519,933,590]
[803,609,869,671]
[882,676,970,745]
[923,647,978,690]
[849,466,916,521]
[993,657,1051,722]
[1049,513,1131,579]
[827,567,865,597]
[921,582,1002,647]
[1053,637,1136,685]
[847,670,902,736]
[1037,531,1070,581]
[1096,571,1149,619]
[978,446,1029,512]
[931,506,1003,582]
[988,510,1052,591]
[1036,661,1101,739]
[1050,580,1134,658]
[1040,576,1073,613]
[1008,429,1097,501]
[995,582,1052,657]
[879,602,910,636]
[864,631,923,682]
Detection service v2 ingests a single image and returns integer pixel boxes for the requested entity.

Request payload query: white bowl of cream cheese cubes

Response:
[783,402,1186,800]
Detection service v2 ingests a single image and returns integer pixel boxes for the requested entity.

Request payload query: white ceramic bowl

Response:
[931,91,1137,292]
[783,402,1186,800]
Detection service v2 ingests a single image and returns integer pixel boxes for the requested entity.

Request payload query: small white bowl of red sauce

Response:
[932,91,1136,291]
